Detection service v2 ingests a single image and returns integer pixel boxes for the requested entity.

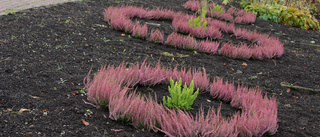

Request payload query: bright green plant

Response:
[188,16,207,29]
[211,4,224,14]
[162,78,199,110]
[201,0,208,18]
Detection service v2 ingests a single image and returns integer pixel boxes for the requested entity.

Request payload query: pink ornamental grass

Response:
[198,39,220,54]
[138,59,166,86]
[189,27,207,38]
[165,32,184,48]
[121,5,147,18]
[156,108,199,137]
[182,35,198,50]
[145,8,175,20]
[227,7,238,16]
[132,23,148,40]
[209,78,236,102]
[172,18,192,34]
[219,43,253,59]
[183,0,201,12]
[219,13,234,22]
[205,26,222,39]
[149,29,164,44]
[234,12,257,24]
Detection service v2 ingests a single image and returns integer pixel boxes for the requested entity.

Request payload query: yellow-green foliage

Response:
[244,0,316,13]
[162,78,199,110]
[188,16,208,29]
[245,4,320,31]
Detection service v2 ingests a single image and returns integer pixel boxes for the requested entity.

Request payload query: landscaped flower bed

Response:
[84,59,278,137]
[102,0,284,60]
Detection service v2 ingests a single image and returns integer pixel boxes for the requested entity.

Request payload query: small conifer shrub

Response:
[162,78,199,110]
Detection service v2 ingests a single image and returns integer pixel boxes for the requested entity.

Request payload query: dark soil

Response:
[0,0,320,136]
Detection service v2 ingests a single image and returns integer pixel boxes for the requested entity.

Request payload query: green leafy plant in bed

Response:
[188,16,208,29]
[211,4,224,14]
[188,0,208,30]
[243,3,320,31]
[162,78,199,110]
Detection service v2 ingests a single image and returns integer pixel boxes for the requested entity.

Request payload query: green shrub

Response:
[162,78,199,110]
[188,16,208,29]
[211,4,224,14]
[244,3,320,31]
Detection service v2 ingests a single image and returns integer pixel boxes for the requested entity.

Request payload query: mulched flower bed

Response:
[0,0,319,136]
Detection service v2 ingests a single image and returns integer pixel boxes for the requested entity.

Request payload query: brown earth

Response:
[0,0,319,136]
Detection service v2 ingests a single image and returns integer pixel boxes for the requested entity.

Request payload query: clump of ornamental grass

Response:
[132,23,148,40]
[165,32,184,48]
[149,29,164,44]
[198,39,220,54]
[163,78,199,110]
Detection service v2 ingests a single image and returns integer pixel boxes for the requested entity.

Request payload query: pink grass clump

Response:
[182,35,198,50]
[210,19,234,33]
[138,59,166,86]
[165,32,184,48]
[149,29,164,44]
[205,26,222,39]
[209,78,235,102]
[172,18,193,34]
[231,86,278,136]
[132,23,148,40]
[183,0,201,12]
[227,7,238,16]
[190,27,207,38]
[121,5,148,18]
[219,13,234,22]
[198,39,220,54]
[145,8,175,20]
[219,43,253,59]
[234,12,257,24]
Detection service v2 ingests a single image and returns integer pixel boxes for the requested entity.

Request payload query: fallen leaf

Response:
[29,95,40,99]
[121,34,125,36]
[18,108,30,114]
[81,119,90,126]
[284,104,291,107]
[4,40,6,44]
[111,129,122,132]
[257,72,263,75]
[193,51,197,54]
[242,62,247,66]
[231,68,235,71]
[25,132,32,135]
[272,92,276,95]
[286,88,290,93]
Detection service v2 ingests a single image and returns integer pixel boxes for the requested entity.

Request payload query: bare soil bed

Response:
[0,0,319,136]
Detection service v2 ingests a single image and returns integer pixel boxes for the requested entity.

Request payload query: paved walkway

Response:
[0,0,80,15]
